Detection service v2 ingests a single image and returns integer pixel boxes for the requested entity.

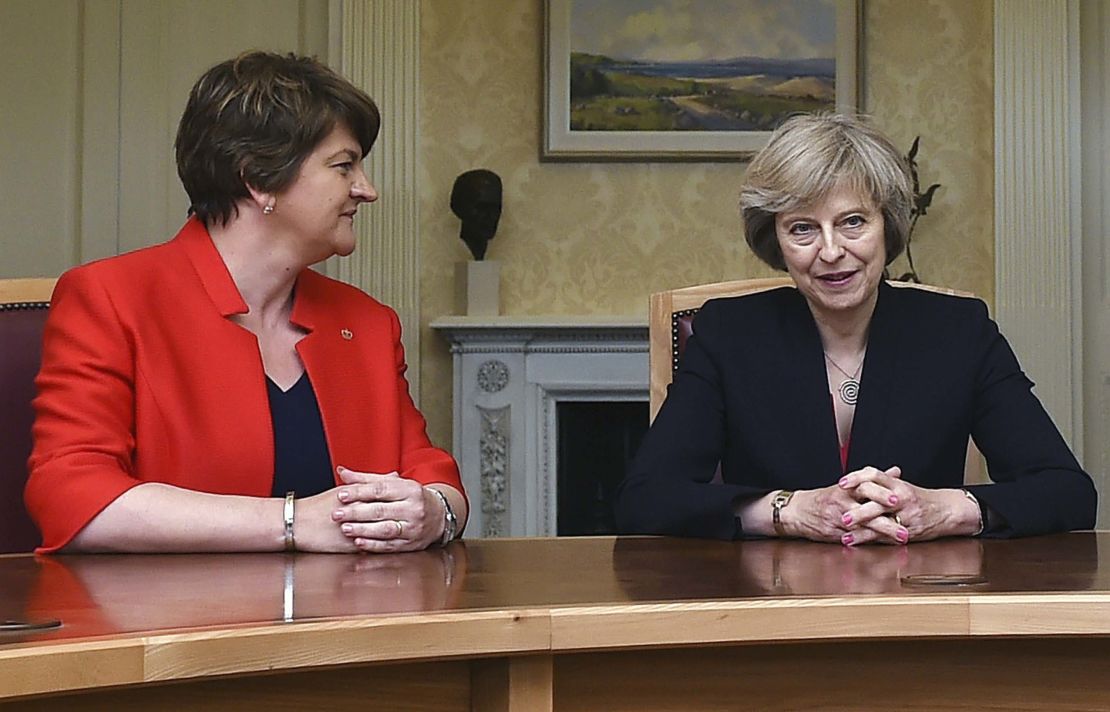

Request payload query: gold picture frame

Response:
[542,0,861,162]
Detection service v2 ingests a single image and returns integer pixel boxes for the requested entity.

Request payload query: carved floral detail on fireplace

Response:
[478,404,509,537]
[476,360,510,393]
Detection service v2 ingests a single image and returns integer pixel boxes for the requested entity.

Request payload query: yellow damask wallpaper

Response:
[418,0,993,447]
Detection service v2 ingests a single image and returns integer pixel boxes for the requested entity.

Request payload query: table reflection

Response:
[2,544,466,641]
[611,533,1100,600]
[0,533,1103,647]
[752,538,985,595]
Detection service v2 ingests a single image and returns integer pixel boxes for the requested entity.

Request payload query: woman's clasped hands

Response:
[780,466,978,546]
[293,466,446,553]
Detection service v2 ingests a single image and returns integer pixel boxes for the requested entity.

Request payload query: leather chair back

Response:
[0,278,56,553]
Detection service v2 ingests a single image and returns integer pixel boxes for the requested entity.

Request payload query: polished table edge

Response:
[549,593,1110,648]
[7,592,1110,700]
[0,608,549,700]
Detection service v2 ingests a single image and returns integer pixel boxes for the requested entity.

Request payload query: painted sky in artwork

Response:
[569,0,837,62]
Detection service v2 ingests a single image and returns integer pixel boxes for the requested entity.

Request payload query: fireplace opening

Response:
[556,401,649,536]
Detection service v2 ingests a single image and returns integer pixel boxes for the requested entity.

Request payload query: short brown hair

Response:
[738,113,913,271]
[175,51,381,226]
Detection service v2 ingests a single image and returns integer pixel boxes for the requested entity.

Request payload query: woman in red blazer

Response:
[27,52,466,554]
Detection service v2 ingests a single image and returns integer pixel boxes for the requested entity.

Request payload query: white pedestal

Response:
[455,261,500,316]
[430,315,648,537]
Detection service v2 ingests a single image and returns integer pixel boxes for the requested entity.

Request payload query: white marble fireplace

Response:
[430,316,649,537]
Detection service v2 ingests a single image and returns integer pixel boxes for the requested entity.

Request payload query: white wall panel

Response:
[0,1,83,277]
[0,0,329,276]
[994,0,1082,447]
[1081,0,1110,525]
[326,0,423,399]
[117,0,329,253]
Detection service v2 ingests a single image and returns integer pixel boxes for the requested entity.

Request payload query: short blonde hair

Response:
[738,113,913,271]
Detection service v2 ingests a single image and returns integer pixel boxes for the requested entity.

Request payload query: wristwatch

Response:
[771,490,794,537]
[426,487,458,546]
[962,489,986,536]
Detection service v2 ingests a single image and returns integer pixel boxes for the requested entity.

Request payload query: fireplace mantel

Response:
[430,315,648,537]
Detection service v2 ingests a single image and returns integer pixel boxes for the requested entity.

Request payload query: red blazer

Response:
[27,218,463,552]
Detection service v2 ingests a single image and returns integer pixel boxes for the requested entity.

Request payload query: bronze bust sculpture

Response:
[450,169,502,260]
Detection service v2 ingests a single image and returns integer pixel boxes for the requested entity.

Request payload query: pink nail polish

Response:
[842,533,854,545]
[889,495,899,505]
[337,490,350,502]
[842,513,852,526]
[332,510,344,521]
[341,523,353,534]
[897,529,908,543]
[839,476,849,487]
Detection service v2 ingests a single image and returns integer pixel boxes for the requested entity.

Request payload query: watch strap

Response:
[962,489,985,536]
[771,490,794,537]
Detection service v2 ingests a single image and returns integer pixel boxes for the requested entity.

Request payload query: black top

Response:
[267,372,334,498]
[616,282,1096,540]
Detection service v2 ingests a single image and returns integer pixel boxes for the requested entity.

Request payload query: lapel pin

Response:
[341,329,353,340]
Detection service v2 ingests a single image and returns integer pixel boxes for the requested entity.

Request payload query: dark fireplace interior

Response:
[556,401,649,536]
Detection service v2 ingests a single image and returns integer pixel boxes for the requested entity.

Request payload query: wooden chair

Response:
[649,277,794,421]
[0,277,57,553]
[648,278,985,483]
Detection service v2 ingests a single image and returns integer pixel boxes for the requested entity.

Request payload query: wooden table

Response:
[2,534,1110,710]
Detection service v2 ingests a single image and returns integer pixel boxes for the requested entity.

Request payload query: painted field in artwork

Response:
[568,0,837,132]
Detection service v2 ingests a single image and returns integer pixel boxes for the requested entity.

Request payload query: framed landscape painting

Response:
[542,0,860,161]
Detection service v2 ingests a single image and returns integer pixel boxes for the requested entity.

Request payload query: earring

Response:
[263,202,275,215]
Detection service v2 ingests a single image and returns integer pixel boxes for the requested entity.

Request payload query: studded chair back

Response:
[649,278,793,422]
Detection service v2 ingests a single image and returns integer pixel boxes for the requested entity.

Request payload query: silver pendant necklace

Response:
[825,352,863,406]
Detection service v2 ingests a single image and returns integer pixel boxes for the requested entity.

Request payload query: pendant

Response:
[837,378,860,406]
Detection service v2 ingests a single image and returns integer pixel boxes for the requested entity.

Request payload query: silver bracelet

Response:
[283,491,296,551]
[962,489,984,536]
[425,487,458,546]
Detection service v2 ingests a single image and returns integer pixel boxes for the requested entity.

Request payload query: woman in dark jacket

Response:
[617,114,1095,545]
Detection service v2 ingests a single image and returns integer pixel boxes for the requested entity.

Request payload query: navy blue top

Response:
[267,372,334,498]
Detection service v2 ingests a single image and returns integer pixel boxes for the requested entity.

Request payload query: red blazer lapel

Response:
[292,272,402,479]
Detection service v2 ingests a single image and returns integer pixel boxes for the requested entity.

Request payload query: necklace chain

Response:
[824,352,863,380]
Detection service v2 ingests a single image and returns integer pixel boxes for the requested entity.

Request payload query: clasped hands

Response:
[294,466,445,553]
[781,466,967,546]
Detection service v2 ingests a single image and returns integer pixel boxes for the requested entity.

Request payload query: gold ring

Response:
[394,520,404,539]
[893,513,902,526]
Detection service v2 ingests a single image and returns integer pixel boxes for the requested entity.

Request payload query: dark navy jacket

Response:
[616,282,1096,539]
